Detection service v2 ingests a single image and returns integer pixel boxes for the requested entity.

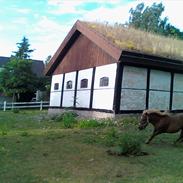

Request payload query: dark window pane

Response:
[54,83,59,90]
[80,79,88,88]
[100,77,109,87]
[66,80,72,89]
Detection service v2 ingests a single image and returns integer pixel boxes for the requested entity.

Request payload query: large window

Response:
[66,80,72,89]
[99,77,109,87]
[80,79,88,88]
[54,83,59,90]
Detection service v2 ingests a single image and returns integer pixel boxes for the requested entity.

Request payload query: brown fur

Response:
[139,109,183,144]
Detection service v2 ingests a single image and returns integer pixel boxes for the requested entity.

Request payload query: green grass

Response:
[0,110,183,183]
[84,21,183,61]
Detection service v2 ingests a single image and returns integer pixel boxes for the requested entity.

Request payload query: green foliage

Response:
[0,58,37,97]
[77,119,104,128]
[20,131,29,137]
[0,36,49,101]
[128,2,183,40]
[1,130,8,136]
[104,127,143,156]
[62,112,77,128]
[117,132,142,156]
[13,36,34,59]
[104,128,119,146]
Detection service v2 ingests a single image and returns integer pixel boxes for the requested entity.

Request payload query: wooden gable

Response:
[53,34,117,75]
[45,20,121,76]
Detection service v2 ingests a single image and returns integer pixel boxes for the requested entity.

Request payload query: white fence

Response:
[1,101,49,111]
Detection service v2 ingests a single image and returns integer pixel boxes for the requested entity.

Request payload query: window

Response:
[66,80,72,89]
[54,83,59,90]
[80,79,88,88]
[99,77,109,87]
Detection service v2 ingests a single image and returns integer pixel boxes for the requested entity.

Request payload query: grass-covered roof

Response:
[84,21,183,61]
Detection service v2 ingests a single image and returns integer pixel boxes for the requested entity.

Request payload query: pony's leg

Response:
[175,129,183,143]
[145,130,160,144]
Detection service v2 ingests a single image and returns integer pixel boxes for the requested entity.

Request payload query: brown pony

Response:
[138,109,183,144]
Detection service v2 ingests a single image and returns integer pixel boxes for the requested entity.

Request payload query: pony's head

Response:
[138,110,149,130]
[138,109,168,130]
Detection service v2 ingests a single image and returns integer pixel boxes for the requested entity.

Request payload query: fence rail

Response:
[1,101,49,111]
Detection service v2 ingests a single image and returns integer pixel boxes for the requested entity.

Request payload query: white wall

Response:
[120,66,147,110]
[92,64,117,110]
[76,68,93,108]
[50,74,63,107]
[62,72,76,107]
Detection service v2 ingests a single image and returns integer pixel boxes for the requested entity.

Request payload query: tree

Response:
[128,2,183,40]
[13,36,34,59]
[45,55,52,65]
[0,37,37,102]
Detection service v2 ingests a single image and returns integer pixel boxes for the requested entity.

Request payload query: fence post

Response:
[40,100,43,111]
[3,101,6,111]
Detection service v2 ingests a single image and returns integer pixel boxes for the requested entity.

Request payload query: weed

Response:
[20,131,29,137]
[117,132,142,156]
[62,112,77,128]
[77,119,104,128]
[1,131,8,136]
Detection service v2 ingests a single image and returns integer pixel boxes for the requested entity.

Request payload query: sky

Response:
[0,0,183,61]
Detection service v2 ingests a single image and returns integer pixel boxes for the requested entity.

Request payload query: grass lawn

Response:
[0,110,183,183]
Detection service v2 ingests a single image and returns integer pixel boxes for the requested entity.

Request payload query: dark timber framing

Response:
[89,67,96,109]
[74,70,79,107]
[113,63,123,114]
[169,72,174,110]
[60,73,65,107]
[146,69,150,109]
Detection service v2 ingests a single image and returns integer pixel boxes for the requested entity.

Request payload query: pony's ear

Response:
[144,110,150,116]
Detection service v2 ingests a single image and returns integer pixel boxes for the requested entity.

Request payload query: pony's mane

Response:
[143,109,170,117]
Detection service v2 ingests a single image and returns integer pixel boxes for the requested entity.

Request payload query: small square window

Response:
[80,79,88,88]
[54,83,59,90]
[99,77,109,87]
[66,80,72,89]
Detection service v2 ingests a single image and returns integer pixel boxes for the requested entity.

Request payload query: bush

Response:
[117,132,142,156]
[104,127,143,156]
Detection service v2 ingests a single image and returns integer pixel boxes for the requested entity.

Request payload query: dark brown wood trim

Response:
[60,73,65,107]
[121,51,183,73]
[169,72,174,110]
[113,63,123,114]
[89,67,96,109]
[146,69,150,109]
[74,71,79,107]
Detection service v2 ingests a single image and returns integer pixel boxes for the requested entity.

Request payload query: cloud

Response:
[15,8,31,14]
[12,17,28,25]
[30,16,73,60]
[47,0,125,15]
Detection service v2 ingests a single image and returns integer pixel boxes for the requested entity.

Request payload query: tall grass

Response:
[84,21,183,61]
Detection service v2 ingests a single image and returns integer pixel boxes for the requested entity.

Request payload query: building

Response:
[45,20,183,118]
